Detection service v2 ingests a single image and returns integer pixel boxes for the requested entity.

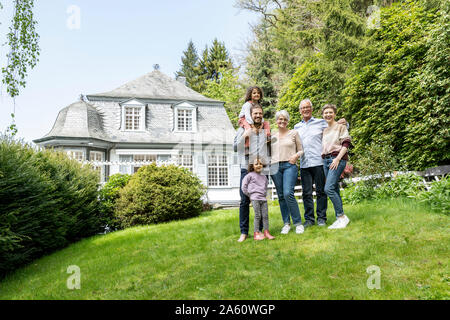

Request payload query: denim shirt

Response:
[294,117,328,169]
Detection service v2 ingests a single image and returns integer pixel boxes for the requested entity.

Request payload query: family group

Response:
[233,87,352,242]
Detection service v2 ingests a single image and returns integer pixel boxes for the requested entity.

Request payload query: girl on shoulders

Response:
[238,86,271,138]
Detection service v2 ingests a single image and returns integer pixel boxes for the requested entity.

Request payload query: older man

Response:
[294,99,346,227]
[234,104,270,242]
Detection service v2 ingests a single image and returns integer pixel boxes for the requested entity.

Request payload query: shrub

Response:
[415,175,450,214]
[375,173,426,199]
[343,0,449,170]
[115,163,206,228]
[0,135,102,277]
[99,173,131,231]
[342,181,376,205]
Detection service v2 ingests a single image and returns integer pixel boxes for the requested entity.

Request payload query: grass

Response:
[0,199,448,300]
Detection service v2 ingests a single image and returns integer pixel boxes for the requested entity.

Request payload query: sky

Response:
[0,0,259,144]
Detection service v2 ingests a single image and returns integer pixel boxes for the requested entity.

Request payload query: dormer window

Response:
[120,98,146,131]
[173,101,197,132]
[177,109,193,131]
[125,106,141,130]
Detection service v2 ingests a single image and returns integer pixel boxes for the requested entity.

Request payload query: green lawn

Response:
[0,199,448,300]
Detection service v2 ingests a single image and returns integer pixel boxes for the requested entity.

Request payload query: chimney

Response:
[177,76,187,86]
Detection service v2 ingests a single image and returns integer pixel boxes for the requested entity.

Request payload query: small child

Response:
[238,86,271,147]
[241,158,275,240]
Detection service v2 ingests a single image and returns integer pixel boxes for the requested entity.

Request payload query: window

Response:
[125,106,141,130]
[90,151,104,181]
[173,102,197,132]
[133,154,157,173]
[67,150,84,161]
[177,109,193,131]
[120,99,146,131]
[208,155,228,186]
[177,154,193,172]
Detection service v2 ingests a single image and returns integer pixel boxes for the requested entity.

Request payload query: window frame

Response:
[207,154,230,188]
[120,99,146,132]
[173,101,197,133]
[89,150,105,182]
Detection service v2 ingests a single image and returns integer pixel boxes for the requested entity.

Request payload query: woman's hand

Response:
[288,154,299,165]
[329,158,340,170]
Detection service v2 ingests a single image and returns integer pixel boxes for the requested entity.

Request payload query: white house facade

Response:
[33,70,241,205]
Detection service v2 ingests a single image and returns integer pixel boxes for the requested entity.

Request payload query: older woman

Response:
[270,110,305,234]
[321,104,351,229]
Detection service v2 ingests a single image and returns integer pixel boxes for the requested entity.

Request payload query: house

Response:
[33,70,241,205]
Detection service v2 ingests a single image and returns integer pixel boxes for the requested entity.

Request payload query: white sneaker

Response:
[328,215,350,229]
[281,224,291,234]
[295,225,305,234]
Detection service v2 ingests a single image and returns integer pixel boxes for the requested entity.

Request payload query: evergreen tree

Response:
[206,38,233,82]
[175,40,199,89]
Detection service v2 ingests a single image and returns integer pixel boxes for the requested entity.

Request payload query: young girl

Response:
[241,157,275,240]
[238,87,271,147]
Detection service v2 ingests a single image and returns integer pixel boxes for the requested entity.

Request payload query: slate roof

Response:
[35,71,236,146]
[87,70,220,102]
[35,101,108,142]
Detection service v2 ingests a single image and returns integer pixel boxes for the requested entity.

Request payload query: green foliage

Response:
[415,175,450,214]
[0,135,102,277]
[353,141,404,185]
[115,163,206,228]
[343,173,426,204]
[279,54,346,127]
[245,19,278,119]
[99,173,131,231]
[174,40,200,90]
[375,173,426,199]
[342,181,376,205]
[2,0,40,98]
[203,67,245,128]
[343,0,448,170]
[343,172,448,216]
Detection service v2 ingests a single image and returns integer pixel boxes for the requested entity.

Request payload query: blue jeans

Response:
[271,162,302,226]
[323,157,347,218]
[239,168,263,235]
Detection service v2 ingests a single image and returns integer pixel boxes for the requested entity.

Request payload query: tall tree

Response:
[206,38,233,82]
[175,40,199,89]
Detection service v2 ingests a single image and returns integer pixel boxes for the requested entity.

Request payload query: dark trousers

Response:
[300,165,327,223]
[239,168,263,235]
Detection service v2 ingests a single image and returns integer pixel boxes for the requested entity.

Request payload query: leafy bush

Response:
[115,163,206,228]
[342,181,376,205]
[415,175,450,214]
[343,0,449,170]
[375,173,426,199]
[343,172,449,215]
[0,135,102,277]
[99,173,131,231]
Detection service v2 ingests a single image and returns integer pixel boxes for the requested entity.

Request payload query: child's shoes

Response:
[253,232,265,240]
[263,230,275,240]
